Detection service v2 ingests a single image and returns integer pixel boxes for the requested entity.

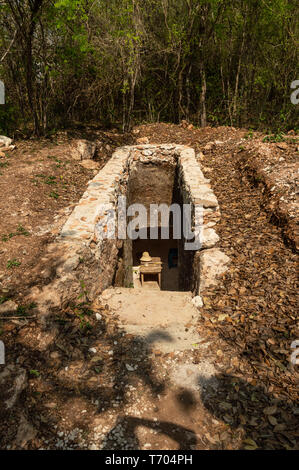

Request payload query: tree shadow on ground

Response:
[0,302,173,449]
[101,416,197,450]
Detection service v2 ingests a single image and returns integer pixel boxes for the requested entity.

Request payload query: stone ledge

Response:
[198,248,231,292]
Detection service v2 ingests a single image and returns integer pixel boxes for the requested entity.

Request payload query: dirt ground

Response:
[0,123,298,450]
[0,129,133,298]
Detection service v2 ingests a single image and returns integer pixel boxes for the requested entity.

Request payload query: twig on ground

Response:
[0,315,37,320]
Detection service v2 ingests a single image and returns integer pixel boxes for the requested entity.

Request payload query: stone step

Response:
[113,287,192,298]
[106,289,196,324]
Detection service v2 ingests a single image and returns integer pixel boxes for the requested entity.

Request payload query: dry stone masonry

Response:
[29,144,230,316]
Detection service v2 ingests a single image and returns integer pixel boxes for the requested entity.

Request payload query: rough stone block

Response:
[199,248,230,291]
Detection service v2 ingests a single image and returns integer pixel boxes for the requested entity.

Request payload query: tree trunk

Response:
[25,39,40,135]
[200,60,207,127]
[232,30,246,123]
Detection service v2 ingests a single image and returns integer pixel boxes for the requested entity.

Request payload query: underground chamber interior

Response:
[113,153,194,292]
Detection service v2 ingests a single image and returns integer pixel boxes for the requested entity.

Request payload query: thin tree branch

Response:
[0,29,17,62]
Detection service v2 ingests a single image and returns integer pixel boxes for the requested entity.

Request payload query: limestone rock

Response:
[56,255,80,275]
[101,289,113,301]
[79,160,100,170]
[201,227,220,249]
[199,248,230,291]
[0,136,12,148]
[195,195,218,208]
[71,139,97,160]
[180,120,189,129]
[276,142,288,150]
[0,145,15,154]
[136,137,149,144]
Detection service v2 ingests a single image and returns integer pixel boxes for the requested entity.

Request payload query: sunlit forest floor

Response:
[0,123,298,450]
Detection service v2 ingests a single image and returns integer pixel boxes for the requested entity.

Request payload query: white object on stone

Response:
[132,266,140,281]
[192,296,203,308]
[95,313,102,321]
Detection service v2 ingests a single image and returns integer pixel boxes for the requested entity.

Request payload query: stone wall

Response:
[28,144,229,316]
[176,147,230,293]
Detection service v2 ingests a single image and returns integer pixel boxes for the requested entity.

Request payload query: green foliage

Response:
[69,298,93,331]
[2,224,30,241]
[0,0,298,132]
[0,295,9,305]
[244,130,254,140]
[6,259,21,269]
[262,133,286,143]
[45,176,57,185]
[16,303,37,316]
[29,369,40,377]
[17,224,30,236]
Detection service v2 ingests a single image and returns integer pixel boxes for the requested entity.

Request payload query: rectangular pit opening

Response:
[60,143,221,300]
[114,153,194,292]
